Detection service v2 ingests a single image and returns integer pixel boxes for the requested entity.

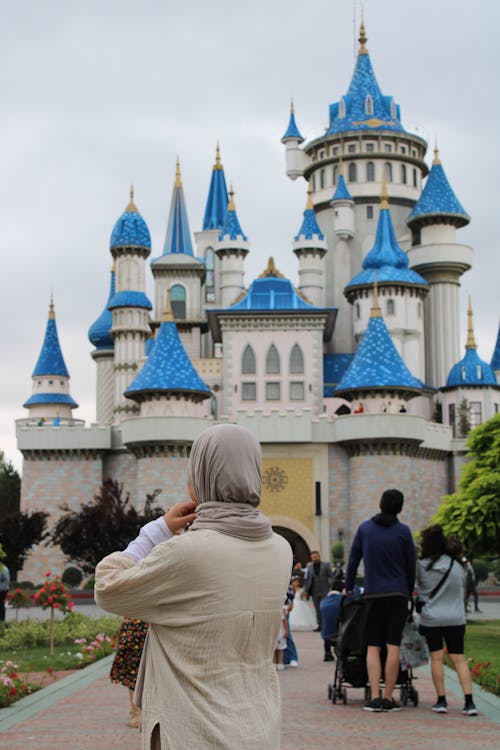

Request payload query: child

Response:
[274,605,289,670]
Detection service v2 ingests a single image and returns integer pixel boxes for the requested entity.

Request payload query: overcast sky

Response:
[1,0,498,472]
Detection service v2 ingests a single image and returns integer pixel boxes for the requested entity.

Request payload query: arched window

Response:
[205,247,215,302]
[385,162,393,182]
[413,168,418,188]
[401,164,407,184]
[366,161,375,181]
[170,284,186,319]
[355,303,361,320]
[289,344,304,374]
[266,344,280,374]
[348,162,357,182]
[242,344,256,374]
[320,169,325,189]
[311,174,316,192]
[386,299,395,315]
[339,98,346,118]
[332,165,338,185]
[365,94,373,115]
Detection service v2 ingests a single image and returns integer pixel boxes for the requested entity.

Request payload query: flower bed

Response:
[0,661,40,708]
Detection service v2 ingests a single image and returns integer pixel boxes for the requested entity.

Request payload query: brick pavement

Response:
[0,631,498,749]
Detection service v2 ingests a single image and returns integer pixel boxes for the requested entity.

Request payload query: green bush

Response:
[17,580,35,590]
[62,566,83,588]
[331,541,345,563]
[82,576,95,590]
[473,559,491,583]
[0,613,121,650]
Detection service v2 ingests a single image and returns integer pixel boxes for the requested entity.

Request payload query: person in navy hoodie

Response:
[345,489,415,713]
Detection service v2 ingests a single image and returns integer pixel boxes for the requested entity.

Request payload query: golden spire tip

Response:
[358,13,368,54]
[466,295,477,349]
[433,141,441,165]
[174,156,182,187]
[214,141,222,170]
[126,183,138,212]
[228,182,235,211]
[162,287,175,323]
[339,154,344,175]
[380,172,389,209]
[371,275,382,318]
[306,184,313,210]
[49,293,55,320]
[290,97,295,114]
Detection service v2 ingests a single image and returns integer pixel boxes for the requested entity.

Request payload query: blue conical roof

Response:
[124,318,211,400]
[281,102,304,142]
[335,306,426,396]
[327,27,404,135]
[491,321,500,372]
[331,174,353,202]
[110,190,151,251]
[218,191,247,242]
[32,302,70,377]
[162,160,194,255]
[294,192,324,241]
[202,145,229,231]
[346,203,428,289]
[88,268,115,350]
[408,151,470,228]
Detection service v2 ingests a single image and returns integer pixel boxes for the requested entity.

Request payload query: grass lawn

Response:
[464,618,500,670]
[0,645,90,673]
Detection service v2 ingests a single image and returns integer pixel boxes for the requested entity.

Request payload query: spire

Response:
[162,158,194,254]
[228,183,235,211]
[281,98,304,142]
[370,277,382,318]
[32,299,70,377]
[433,142,441,165]
[126,184,138,213]
[202,143,229,230]
[466,296,477,350]
[294,187,325,242]
[491,320,500,372]
[218,184,248,242]
[407,150,470,229]
[358,16,368,55]
[380,172,389,209]
[306,184,314,210]
[49,293,55,320]
[162,288,174,323]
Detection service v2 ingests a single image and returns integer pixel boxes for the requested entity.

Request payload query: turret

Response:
[407,147,473,388]
[88,265,115,424]
[281,99,305,180]
[293,186,327,306]
[491,320,500,383]
[109,187,153,418]
[215,185,249,307]
[330,158,354,240]
[23,299,78,423]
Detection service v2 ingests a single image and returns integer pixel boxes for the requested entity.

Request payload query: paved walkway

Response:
[1,627,498,749]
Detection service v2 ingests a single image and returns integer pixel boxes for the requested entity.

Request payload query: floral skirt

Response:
[110,618,148,690]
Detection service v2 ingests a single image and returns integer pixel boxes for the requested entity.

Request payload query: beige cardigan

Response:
[95,529,292,750]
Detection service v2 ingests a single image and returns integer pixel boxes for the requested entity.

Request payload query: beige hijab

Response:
[188,424,273,541]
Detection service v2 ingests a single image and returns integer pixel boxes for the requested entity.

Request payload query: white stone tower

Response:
[215,186,249,307]
[293,186,327,306]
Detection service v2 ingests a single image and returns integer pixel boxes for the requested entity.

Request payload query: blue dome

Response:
[108,291,152,311]
[23,393,78,408]
[335,312,426,396]
[408,154,470,228]
[331,175,352,202]
[110,194,151,251]
[88,269,115,350]
[125,320,211,400]
[32,308,70,377]
[445,347,497,388]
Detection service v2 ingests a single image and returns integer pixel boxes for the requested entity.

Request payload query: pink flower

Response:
[45,571,51,577]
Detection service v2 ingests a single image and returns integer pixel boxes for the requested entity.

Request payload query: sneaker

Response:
[462,702,478,716]
[382,698,403,712]
[364,698,384,712]
[432,699,448,713]
[323,653,334,662]
[288,660,298,667]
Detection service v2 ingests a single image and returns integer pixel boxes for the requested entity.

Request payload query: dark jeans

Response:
[312,593,325,629]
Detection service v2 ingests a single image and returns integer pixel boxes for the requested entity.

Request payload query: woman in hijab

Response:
[95,424,292,750]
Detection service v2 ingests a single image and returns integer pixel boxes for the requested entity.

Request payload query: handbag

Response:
[415,556,454,614]
[400,617,429,668]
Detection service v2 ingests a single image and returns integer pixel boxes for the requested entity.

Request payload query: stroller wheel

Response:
[411,688,419,707]
[327,684,333,700]
[401,688,408,706]
[342,688,347,704]
[332,690,337,704]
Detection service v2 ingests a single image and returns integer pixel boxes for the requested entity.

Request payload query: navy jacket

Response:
[345,516,416,596]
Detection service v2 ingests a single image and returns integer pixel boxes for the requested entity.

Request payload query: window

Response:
[355,303,361,319]
[339,98,346,118]
[449,403,456,436]
[417,302,422,318]
[348,144,356,153]
[413,168,418,188]
[348,163,357,182]
[385,162,393,182]
[476,365,483,380]
[266,382,281,400]
[49,380,53,385]
[386,299,395,315]
[384,143,392,153]
[205,247,215,302]
[311,174,316,191]
[171,284,186,319]
[366,143,375,153]
[366,161,375,181]
[320,169,325,189]
[401,164,407,184]
[366,205,374,219]
[320,150,325,159]
[332,165,338,185]
[266,344,280,374]
[242,382,256,401]
[333,147,339,155]
[290,381,305,400]
[469,401,482,429]
[289,344,304,374]
[400,146,407,155]
[412,149,417,157]
[242,344,256,374]
[365,94,373,116]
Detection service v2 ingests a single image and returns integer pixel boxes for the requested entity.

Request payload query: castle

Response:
[16,21,500,579]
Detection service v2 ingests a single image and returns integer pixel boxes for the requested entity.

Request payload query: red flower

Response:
[50,585,56,591]
[45,571,51,577]
[54,603,60,609]
[47,667,53,674]
[47,596,53,604]
[10,688,17,696]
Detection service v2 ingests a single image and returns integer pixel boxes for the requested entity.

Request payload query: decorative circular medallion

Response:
[263,466,288,493]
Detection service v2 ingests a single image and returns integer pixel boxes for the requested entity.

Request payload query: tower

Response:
[23,299,78,423]
[88,265,115,424]
[281,99,305,180]
[407,147,472,388]
[108,188,153,418]
[491,321,500,383]
[293,186,327,306]
[215,186,249,307]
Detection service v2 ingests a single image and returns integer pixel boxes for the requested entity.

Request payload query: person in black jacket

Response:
[304,551,333,630]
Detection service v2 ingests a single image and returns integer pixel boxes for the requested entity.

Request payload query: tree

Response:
[0,451,21,521]
[50,479,163,574]
[433,413,500,557]
[0,510,49,581]
[457,398,471,438]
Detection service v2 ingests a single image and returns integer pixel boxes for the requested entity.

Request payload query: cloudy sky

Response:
[1,0,498,472]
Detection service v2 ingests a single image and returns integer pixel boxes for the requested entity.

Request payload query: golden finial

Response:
[339,155,344,175]
[162,287,175,323]
[371,275,382,318]
[111,260,116,274]
[126,184,138,213]
[466,296,477,349]
[214,141,223,171]
[174,156,182,188]
[48,293,55,320]
[306,184,314,210]
[290,97,295,114]
[380,172,389,209]
[259,257,285,279]
[358,14,368,55]
[227,182,235,211]
[433,141,441,165]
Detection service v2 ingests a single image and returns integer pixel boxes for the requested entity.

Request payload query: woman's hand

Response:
[164,501,197,534]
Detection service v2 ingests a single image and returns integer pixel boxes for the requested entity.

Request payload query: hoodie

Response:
[417,555,466,627]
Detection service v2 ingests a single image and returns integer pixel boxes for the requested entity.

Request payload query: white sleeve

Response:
[123,517,174,562]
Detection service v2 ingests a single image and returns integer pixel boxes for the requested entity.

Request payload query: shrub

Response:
[82,576,95,590]
[0,613,121,650]
[331,541,345,563]
[62,566,83,588]
[472,559,491,583]
[0,661,39,707]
